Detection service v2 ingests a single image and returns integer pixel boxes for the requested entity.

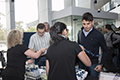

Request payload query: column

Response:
[38,0,52,26]
[6,0,15,33]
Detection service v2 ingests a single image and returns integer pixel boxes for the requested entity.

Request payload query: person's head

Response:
[118,26,120,30]
[7,29,23,49]
[44,22,50,32]
[97,27,102,32]
[104,24,113,33]
[63,29,69,38]
[37,23,46,37]
[82,12,94,32]
[50,22,67,44]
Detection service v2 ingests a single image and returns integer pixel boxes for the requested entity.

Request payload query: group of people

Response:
[1,12,120,80]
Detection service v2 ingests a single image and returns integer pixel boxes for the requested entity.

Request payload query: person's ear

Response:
[92,20,94,25]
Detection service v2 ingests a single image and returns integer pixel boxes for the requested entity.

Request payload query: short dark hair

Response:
[82,12,93,21]
[105,24,113,31]
[37,23,45,30]
[118,26,120,30]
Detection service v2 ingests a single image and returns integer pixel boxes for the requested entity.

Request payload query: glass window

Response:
[101,2,110,11]
[72,16,82,41]
[111,0,120,7]
[52,16,116,41]
[52,15,82,42]
[52,16,73,40]
[0,0,7,51]
[75,0,91,9]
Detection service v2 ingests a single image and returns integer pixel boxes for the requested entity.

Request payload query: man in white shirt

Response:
[28,23,50,67]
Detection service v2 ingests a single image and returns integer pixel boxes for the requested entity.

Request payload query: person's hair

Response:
[44,22,50,29]
[105,24,113,31]
[82,12,93,21]
[7,29,23,49]
[97,27,102,32]
[37,23,45,30]
[118,26,120,30]
[50,22,67,44]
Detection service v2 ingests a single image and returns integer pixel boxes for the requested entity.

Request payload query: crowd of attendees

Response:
[1,12,120,80]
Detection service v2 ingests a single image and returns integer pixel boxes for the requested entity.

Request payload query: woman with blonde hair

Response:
[2,29,47,80]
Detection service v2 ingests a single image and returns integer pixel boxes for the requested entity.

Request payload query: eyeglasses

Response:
[38,31,45,34]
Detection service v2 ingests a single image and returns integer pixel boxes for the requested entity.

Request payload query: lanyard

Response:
[79,44,100,57]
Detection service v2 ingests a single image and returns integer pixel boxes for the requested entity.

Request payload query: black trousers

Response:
[104,48,117,72]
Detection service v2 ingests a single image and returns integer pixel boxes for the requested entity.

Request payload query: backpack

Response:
[110,32,120,48]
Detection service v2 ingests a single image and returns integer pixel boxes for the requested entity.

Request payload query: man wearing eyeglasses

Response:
[28,23,50,67]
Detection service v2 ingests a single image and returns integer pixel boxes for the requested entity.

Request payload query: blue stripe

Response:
[79,44,100,57]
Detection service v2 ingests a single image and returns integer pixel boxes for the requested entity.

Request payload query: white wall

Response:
[38,0,52,26]
[77,0,91,9]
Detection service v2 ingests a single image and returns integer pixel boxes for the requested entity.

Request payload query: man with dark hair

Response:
[28,23,50,67]
[78,12,108,77]
[117,26,120,33]
[104,24,120,73]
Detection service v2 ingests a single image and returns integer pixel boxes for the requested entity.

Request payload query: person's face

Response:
[37,28,45,37]
[44,23,49,30]
[104,26,108,33]
[98,28,102,32]
[82,20,94,32]
[62,29,68,38]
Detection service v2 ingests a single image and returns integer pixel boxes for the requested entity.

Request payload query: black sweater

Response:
[78,27,108,65]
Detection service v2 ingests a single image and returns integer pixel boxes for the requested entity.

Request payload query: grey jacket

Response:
[105,31,120,47]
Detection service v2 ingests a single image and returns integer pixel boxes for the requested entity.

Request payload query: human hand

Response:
[40,48,47,53]
[26,58,34,64]
[94,65,102,72]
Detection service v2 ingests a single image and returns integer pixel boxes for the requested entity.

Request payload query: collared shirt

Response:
[83,27,93,37]
[28,32,50,51]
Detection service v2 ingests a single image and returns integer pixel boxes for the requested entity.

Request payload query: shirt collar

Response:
[83,27,93,37]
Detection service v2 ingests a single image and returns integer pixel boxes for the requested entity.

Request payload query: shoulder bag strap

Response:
[110,33,114,42]
[78,30,82,44]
